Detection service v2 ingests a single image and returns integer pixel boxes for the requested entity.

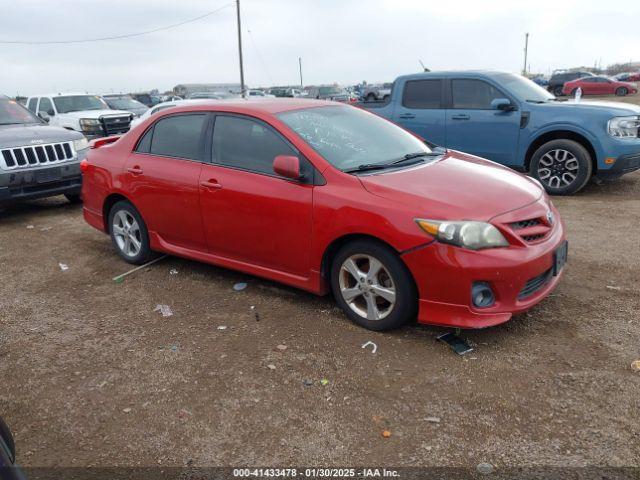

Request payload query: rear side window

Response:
[402,80,442,109]
[451,79,504,109]
[148,114,206,160]
[212,115,296,175]
[135,128,153,153]
[27,98,37,112]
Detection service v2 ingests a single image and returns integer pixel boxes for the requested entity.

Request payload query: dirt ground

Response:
[1,97,640,471]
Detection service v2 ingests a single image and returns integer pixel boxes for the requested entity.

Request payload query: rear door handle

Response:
[451,114,470,120]
[200,179,222,190]
[127,166,143,175]
[398,113,415,119]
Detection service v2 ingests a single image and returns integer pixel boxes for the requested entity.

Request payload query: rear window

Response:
[148,114,207,160]
[402,79,442,109]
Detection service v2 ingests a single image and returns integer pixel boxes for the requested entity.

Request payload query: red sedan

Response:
[562,76,637,96]
[81,100,567,330]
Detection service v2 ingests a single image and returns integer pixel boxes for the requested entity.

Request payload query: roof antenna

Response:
[419,60,430,72]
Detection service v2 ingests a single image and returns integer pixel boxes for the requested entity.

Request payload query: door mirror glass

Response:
[273,155,301,180]
[491,98,513,111]
[38,111,50,123]
[47,109,55,116]
[0,416,16,464]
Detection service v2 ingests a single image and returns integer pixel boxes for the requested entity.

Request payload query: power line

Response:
[0,3,234,45]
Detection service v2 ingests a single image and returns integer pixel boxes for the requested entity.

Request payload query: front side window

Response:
[0,98,40,125]
[582,77,597,83]
[53,95,108,114]
[148,114,207,160]
[27,98,37,112]
[38,98,54,115]
[402,79,442,109]
[278,105,431,171]
[451,79,504,109]
[212,115,296,175]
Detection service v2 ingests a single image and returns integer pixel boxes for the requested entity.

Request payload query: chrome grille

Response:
[0,141,75,170]
[101,115,131,136]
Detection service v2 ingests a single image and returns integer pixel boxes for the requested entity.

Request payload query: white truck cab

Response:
[26,93,133,139]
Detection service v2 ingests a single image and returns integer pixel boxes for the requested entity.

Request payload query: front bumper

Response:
[596,152,640,179]
[402,199,566,329]
[0,160,82,204]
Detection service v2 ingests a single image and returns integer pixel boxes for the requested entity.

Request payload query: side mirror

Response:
[491,98,514,111]
[273,155,302,180]
[0,416,16,464]
[47,109,55,116]
[37,112,50,123]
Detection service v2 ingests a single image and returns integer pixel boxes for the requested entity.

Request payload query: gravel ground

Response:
[1,107,639,471]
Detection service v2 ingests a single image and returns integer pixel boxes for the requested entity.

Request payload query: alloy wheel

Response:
[338,254,396,321]
[112,210,142,258]
[537,149,580,189]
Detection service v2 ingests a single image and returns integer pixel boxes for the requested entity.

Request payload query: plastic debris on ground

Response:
[606,285,622,290]
[437,332,473,355]
[122,408,132,413]
[169,269,178,275]
[320,378,329,386]
[476,463,494,475]
[267,364,276,370]
[112,255,168,283]
[170,345,178,352]
[424,416,441,423]
[154,304,173,317]
[631,359,640,371]
[58,263,69,271]
[361,340,377,354]
[217,325,227,330]
[276,344,287,351]
[26,225,34,229]
[303,379,313,387]
[382,430,391,438]
[251,305,260,322]
[233,282,248,291]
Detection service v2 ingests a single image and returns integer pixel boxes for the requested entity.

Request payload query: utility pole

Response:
[523,32,529,76]
[298,57,303,88]
[236,0,246,97]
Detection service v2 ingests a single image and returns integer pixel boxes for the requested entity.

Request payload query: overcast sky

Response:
[1,0,638,96]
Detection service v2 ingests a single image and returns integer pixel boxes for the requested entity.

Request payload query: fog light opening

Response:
[471,282,495,308]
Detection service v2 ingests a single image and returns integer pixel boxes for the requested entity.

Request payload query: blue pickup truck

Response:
[362,71,640,194]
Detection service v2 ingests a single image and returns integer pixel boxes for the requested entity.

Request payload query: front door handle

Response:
[398,113,415,119]
[127,166,143,175]
[200,179,222,190]
[451,114,470,120]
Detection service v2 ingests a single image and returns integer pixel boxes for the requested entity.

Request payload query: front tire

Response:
[530,139,592,195]
[108,200,154,264]
[330,239,417,331]
[616,87,628,96]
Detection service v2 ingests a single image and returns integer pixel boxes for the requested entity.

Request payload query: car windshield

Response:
[53,95,108,113]
[104,97,147,110]
[495,73,555,102]
[0,98,40,125]
[278,105,432,171]
[319,87,343,95]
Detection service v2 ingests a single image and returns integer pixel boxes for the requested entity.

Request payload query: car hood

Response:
[0,123,83,148]
[538,99,640,115]
[58,109,132,119]
[358,151,543,221]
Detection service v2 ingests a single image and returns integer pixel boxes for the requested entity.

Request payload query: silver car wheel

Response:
[112,210,142,258]
[537,149,579,189]
[338,254,396,321]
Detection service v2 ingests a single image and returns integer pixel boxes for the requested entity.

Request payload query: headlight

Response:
[416,219,509,250]
[608,116,640,138]
[73,138,89,151]
[79,118,102,132]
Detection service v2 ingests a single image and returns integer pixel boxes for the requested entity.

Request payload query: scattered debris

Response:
[97,380,107,389]
[631,360,640,372]
[382,430,392,438]
[122,408,132,413]
[217,325,228,330]
[178,409,192,419]
[437,332,473,355]
[424,416,441,424]
[251,305,260,322]
[606,285,621,290]
[276,344,287,351]
[233,282,248,291]
[58,263,69,271]
[40,226,52,232]
[170,345,178,352]
[112,255,168,283]
[267,364,276,370]
[154,304,173,317]
[303,379,313,387]
[320,378,329,386]
[26,225,34,229]
[169,268,178,275]
[476,462,494,475]
[361,340,377,354]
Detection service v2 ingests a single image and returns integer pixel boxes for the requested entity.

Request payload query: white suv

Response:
[26,93,133,139]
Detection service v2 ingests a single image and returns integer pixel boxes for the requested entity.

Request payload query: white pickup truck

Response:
[26,93,133,139]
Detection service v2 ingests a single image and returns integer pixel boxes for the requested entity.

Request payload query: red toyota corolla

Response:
[562,75,638,96]
[81,99,567,331]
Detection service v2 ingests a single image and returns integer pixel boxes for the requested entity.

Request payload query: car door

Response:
[199,113,314,276]
[123,113,209,251]
[393,78,446,146]
[578,77,597,94]
[597,77,613,94]
[445,78,521,166]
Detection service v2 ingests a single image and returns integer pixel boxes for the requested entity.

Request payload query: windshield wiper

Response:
[525,99,545,104]
[0,122,25,125]
[344,150,445,173]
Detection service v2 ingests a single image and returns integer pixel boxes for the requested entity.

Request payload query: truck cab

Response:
[26,93,133,139]
[363,71,640,194]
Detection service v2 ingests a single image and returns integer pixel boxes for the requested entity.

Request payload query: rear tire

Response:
[616,87,628,96]
[530,139,592,195]
[553,85,564,96]
[366,93,376,102]
[108,200,154,264]
[330,239,417,331]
